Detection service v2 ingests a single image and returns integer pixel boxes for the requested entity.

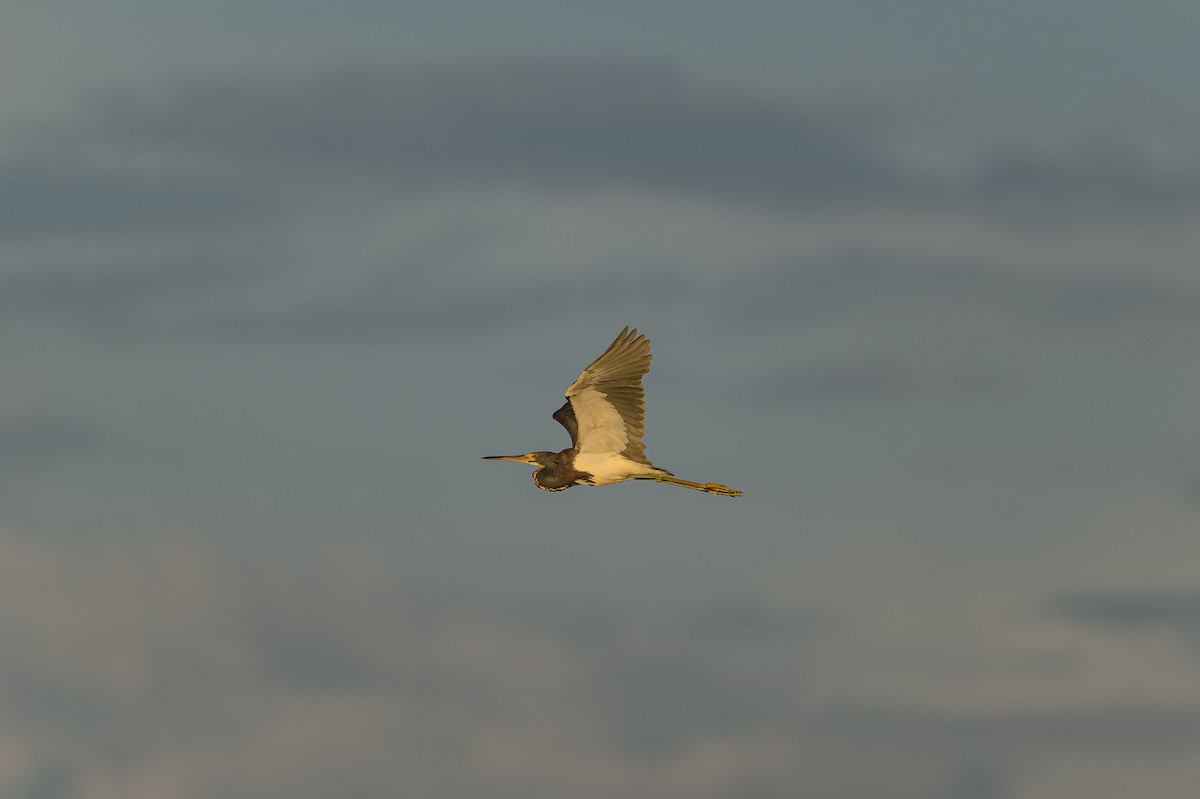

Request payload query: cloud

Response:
[716,248,1200,360]
[0,390,98,474]
[825,703,1200,750]
[4,57,1199,348]
[47,59,896,208]
[1051,590,1200,633]
[21,58,1196,225]
[967,145,1200,223]
[0,258,244,325]
[0,162,255,240]
[1,526,1200,798]
[0,530,843,799]
[754,362,916,405]
[0,415,96,466]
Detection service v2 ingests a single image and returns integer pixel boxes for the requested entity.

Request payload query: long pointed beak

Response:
[482,454,535,464]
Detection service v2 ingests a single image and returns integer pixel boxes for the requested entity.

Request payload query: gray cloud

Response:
[154,235,1199,348]
[0,162,255,239]
[212,241,1200,346]
[0,417,95,462]
[968,146,1200,224]
[51,59,896,208]
[1,58,1195,347]
[0,256,284,340]
[825,704,1200,750]
[754,362,916,405]
[21,58,1194,224]
[0,402,99,478]
[0,532,835,798]
[1042,278,1200,324]
[1052,591,1200,633]
[681,598,833,641]
[2,259,235,316]
[718,251,1200,343]
[200,262,685,343]
[1,529,1199,798]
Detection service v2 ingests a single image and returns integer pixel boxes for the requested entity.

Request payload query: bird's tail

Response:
[634,473,742,497]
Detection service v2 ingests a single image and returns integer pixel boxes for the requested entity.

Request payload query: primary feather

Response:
[560,326,652,465]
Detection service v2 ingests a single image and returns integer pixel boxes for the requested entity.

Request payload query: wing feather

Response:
[552,401,580,448]
[562,326,653,464]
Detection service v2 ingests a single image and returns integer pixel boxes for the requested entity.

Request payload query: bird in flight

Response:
[484,327,741,497]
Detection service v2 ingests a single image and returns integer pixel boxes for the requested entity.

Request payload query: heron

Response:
[483,327,741,497]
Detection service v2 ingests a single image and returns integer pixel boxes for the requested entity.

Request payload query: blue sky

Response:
[1,3,1199,797]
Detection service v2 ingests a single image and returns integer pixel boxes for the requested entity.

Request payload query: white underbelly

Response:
[573,452,660,486]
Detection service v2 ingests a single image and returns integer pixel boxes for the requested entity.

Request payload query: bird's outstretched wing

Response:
[554,326,652,464]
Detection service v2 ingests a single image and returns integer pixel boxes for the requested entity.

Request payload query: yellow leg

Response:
[634,473,742,497]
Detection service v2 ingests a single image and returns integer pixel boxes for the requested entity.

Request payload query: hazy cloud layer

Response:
[0,388,98,478]
[2,53,1199,799]
[51,60,896,207]
[0,414,96,469]
[5,59,1199,346]
[0,162,255,239]
[20,59,1200,219]
[2,528,1199,799]
[968,145,1200,223]
[1053,591,1200,634]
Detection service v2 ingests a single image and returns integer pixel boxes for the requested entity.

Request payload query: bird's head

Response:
[482,452,557,468]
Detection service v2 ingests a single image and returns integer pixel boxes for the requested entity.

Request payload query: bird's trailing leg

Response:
[634,473,742,497]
